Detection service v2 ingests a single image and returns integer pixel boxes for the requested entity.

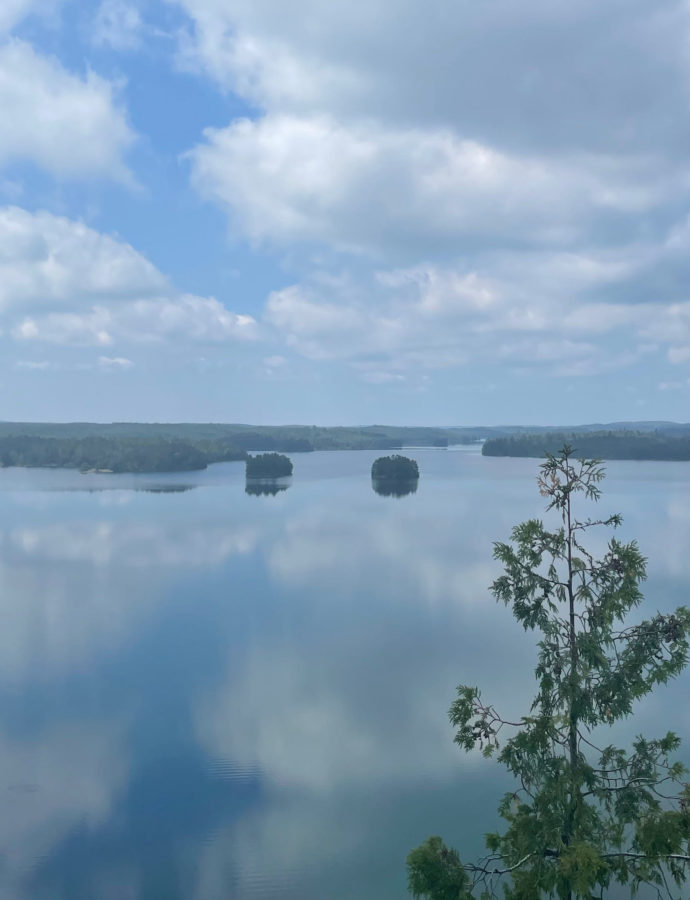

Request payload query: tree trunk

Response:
[565,483,577,900]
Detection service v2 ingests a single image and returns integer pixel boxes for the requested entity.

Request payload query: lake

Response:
[0,447,688,899]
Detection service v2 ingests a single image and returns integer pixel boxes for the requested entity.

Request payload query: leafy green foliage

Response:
[408,447,690,899]
[407,838,471,900]
[245,452,293,478]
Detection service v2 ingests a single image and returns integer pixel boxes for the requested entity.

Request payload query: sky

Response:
[3,0,690,425]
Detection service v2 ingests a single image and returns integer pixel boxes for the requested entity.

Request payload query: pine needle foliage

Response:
[407,447,690,899]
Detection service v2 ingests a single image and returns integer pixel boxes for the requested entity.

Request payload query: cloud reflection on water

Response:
[0,456,686,899]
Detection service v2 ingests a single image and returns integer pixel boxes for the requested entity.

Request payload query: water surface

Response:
[0,448,688,899]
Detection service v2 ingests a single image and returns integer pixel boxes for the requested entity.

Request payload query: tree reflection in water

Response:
[372,478,418,498]
[245,479,291,497]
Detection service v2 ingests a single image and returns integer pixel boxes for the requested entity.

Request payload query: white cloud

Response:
[0,39,134,181]
[172,0,690,154]
[0,0,59,35]
[668,345,690,364]
[0,206,165,314]
[263,252,690,379]
[361,370,405,384]
[188,114,670,254]
[98,355,134,370]
[115,294,259,343]
[91,0,142,50]
[175,0,690,390]
[659,379,690,390]
[0,206,258,347]
[173,0,363,112]
[263,354,286,368]
[14,359,52,370]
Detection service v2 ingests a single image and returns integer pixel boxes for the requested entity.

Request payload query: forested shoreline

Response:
[0,421,478,450]
[482,430,690,460]
[3,423,690,472]
[0,423,466,471]
[0,436,218,473]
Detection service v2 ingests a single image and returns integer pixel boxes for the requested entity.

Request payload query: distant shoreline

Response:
[482,430,690,462]
[1,423,690,472]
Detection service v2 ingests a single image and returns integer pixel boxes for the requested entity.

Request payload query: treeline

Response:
[3,421,690,451]
[0,422,481,450]
[0,435,239,473]
[482,431,690,461]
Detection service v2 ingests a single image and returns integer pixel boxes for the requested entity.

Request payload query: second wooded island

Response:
[245,452,294,478]
[371,455,419,481]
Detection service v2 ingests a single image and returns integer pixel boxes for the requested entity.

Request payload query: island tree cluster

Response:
[245,452,294,479]
[408,447,690,900]
[371,455,420,482]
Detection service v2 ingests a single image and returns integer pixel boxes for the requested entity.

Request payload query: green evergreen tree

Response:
[408,447,690,899]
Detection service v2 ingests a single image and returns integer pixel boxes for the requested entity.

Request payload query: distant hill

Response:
[1,420,689,447]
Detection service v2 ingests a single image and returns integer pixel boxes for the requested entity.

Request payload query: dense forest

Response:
[482,430,690,460]
[3,422,690,472]
[371,455,420,481]
[246,453,293,478]
[0,421,470,450]
[0,435,211,473]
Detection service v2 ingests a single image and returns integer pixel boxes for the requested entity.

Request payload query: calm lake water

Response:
[0,447,689,900]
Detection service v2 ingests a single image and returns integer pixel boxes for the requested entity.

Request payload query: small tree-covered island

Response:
[371,455,420,482]
[372,454,420,497]
[407,447,690,900]
[245,452,294,479]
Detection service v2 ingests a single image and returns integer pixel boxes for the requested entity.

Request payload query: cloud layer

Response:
[1,207,257,350]
[2,0,690,416]
[168,0,690,388]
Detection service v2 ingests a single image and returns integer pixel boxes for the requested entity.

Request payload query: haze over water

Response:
[0,447,687,900]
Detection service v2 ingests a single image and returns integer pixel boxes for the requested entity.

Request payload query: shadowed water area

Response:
[0,447,688,899]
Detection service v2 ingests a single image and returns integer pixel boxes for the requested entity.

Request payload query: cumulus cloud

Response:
[0,206,166,313]
[0,40,134,181]
[0,206,258,348]
[169,0,690,388]
[172,0,690,158]
[182,0,690,259]
[189,114,673,254]
[262,245,690,379]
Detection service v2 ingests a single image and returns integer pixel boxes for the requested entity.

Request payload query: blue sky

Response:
[3,0,690,425]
